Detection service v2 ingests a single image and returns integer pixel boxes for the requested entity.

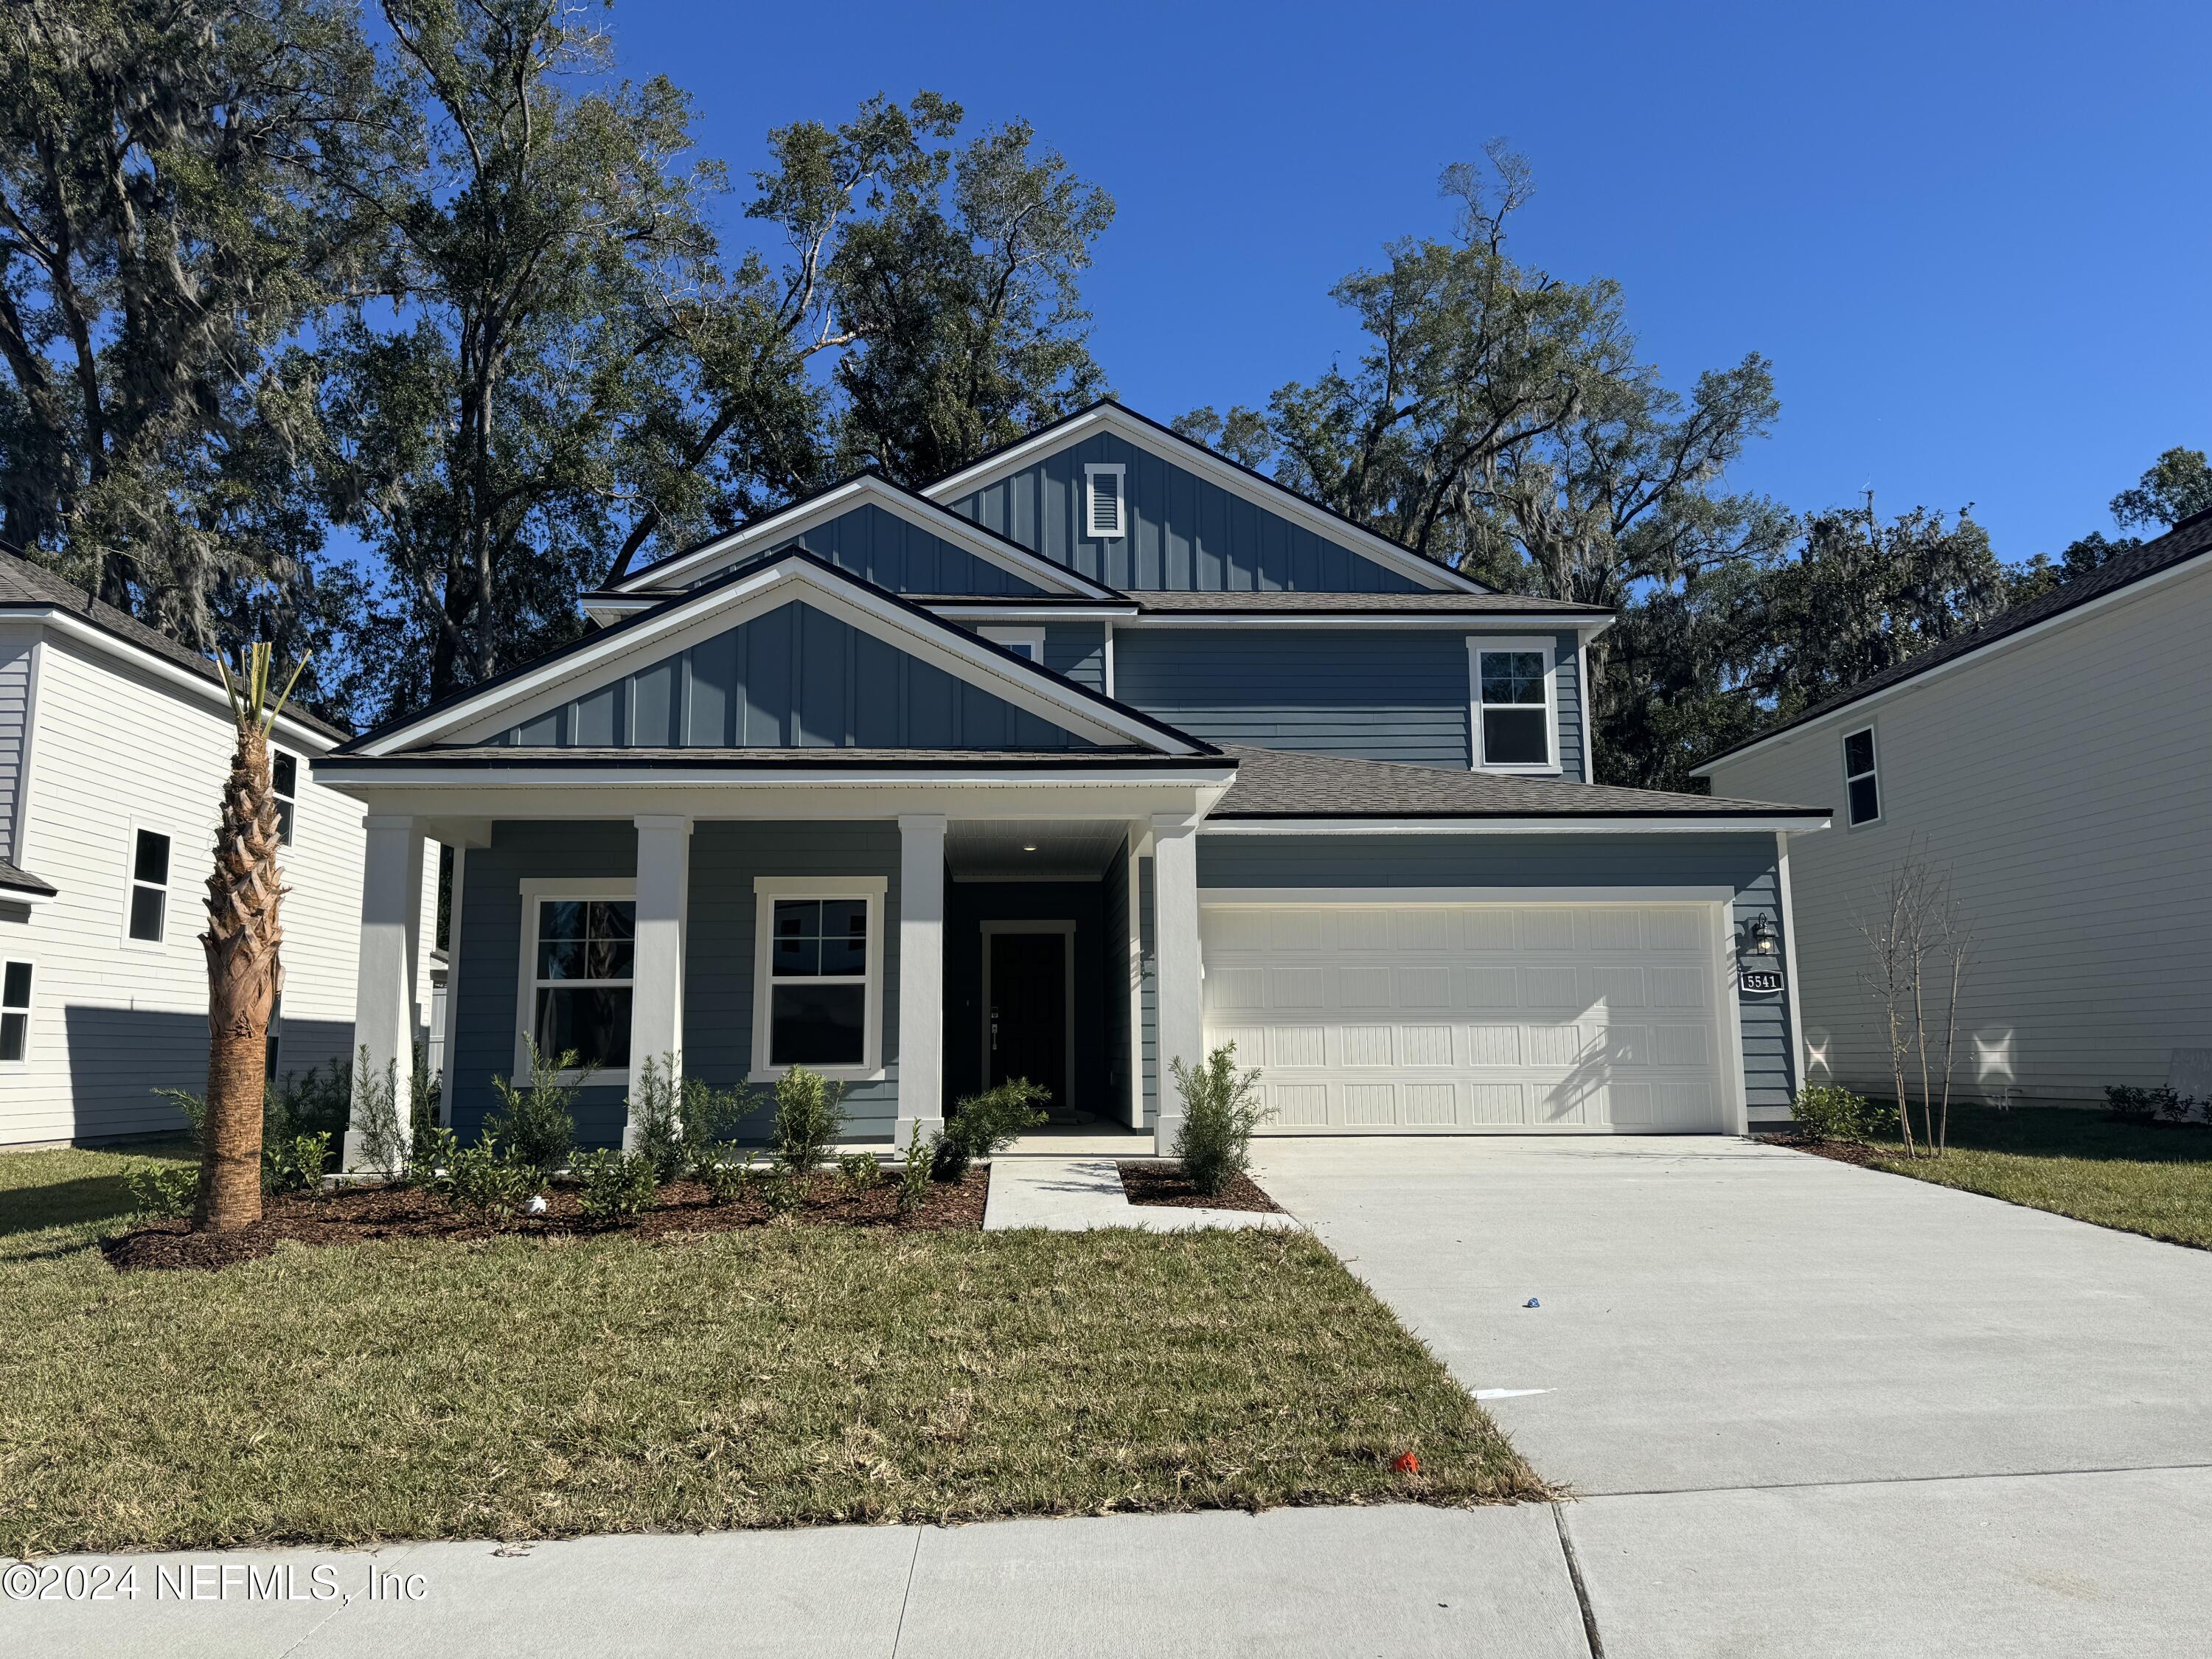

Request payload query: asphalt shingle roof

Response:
[1127,591,1604,616]
[0,855,56,897]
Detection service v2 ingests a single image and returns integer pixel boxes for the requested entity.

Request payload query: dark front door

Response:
[988,931,1067,1109]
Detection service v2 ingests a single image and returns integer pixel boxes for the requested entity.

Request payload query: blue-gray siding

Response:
[709,501,1047,596]
[1194,831,1796,1113]
[948,431,1427,593]
[1138,854,1158,1130]
[493,599,1092,751]
[1114,628,1585,777]
[1043,623,1105,692]
[450,819,905,1146]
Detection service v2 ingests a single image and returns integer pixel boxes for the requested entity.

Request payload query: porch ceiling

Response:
[947,818,1127,882]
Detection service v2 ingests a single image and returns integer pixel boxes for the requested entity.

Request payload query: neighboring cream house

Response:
[1696,509,2212,1108]
[0,554,436,1147]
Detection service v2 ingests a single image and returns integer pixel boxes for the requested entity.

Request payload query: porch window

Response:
[525,893,636,1074]
[751,877,886,1080]
[1470,641,1557,772]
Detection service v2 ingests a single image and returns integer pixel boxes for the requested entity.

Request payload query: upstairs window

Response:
[0,961,29,1062]
[1472,643,1557,772]
[526,894,636,1074]
[979,625,1045,664]
[272,751,299,845]
[1084,463,1127,540]
[1843,728,1880,826]
[128,829,170,942]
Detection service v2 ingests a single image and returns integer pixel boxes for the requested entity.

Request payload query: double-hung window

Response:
[0,961,30,1062]
[127,828,171,942]
[520,884,636,1077]
[1843,728,1880,826]
[751,877,886,1080]
[1470,641,1557,772]
[272,751,299,845]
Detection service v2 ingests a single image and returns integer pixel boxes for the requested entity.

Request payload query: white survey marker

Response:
[1472,1388,1553,1400]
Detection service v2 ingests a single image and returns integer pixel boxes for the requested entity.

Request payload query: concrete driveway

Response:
[1253,1135,2212,1656]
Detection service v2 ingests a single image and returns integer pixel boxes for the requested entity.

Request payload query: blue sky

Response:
[611,0,2210,561]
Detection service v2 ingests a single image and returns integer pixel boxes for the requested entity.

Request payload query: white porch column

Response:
[896,813,947,1151]
[1152,813,1204,1156]
[625,814,692,1150]
[344,815,425,1173]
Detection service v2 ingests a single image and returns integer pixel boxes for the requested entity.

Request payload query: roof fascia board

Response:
[919,404,1483,594]
[922,602,1138,621]
[1689,549,2212,776]
[612,476,1117,599]
[1200,814,1832,835]
[313,762,1238,790]
[1115,613,1615,631]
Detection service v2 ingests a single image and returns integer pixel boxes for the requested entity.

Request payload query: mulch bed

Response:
[1756,1134,1894,1169]
[100,1167,990,1274]
[1116,1161,1281,1212]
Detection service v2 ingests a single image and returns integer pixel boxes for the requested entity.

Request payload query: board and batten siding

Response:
[703,501,1048,597]
[449,819,905,1147]
[1113,628,1585,776]
[1194,832,1798,1118]
[1703,558,2212,1107]
[947,431,1426,594]
[0,630,435,1146]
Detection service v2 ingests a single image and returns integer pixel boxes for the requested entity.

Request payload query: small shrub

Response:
[758,1168,802,1217]
[1792,1084,1893,1144]
[573,1148,659,1222]
[682,1075,754,1152]
[625,1055,686,1179]
[772,1065,845,1176]
[262,1132,331,1195]
[1172,1044,1270,1197]
[348,1046,406,1174]
[698,1145,759,1206]
[2106,1085,2199,1125]
[412,1125,462,1193]
[446,1140,540,1228]
[897,1121,932,1215]
[153,1086,207,1147]
[486,1039,580,1174]
[124,1161,198,1220]
[275,1057,353,1142]
[932,1079,1051,1180]
[837,1150,883,1200]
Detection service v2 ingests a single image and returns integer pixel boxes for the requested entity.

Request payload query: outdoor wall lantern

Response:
[1736,915,1779,959]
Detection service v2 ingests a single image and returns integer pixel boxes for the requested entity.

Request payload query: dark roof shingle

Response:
[0,855,57,897]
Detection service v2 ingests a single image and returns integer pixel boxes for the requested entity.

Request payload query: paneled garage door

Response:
[1200,902,1733,1133]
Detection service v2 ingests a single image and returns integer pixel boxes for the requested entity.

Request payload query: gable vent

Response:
[1085,463,1127,540]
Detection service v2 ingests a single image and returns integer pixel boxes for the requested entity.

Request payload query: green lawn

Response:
[0,1143,1539,1556]
[1823,1105,2212,1250]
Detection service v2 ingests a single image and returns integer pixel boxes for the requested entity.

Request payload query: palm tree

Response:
[195,644,307,1233]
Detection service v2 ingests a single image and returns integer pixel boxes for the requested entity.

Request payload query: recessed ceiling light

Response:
[1022,844,1038,852]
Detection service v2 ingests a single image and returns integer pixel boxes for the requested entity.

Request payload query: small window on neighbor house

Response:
[531,899,636,1071]
[1084,464,1127,540]
[1,961,29,1062]
[1475,648,1554,770]
[272,751,298,845]
[1843,727,1880,826]
[128,829,170,942]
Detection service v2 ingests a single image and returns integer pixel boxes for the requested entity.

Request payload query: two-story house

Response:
[0,553,439,1147]
[1697,507,2212,1108]
[316,402,1829,1161]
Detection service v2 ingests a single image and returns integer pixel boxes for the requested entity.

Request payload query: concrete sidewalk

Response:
[981,1155,1300,1231]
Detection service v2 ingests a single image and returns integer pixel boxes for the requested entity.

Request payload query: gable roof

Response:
[1692,507,2212,775]
[920,400,1489,596]
[344,549,1211,759]
[0,552,349,744]
[604,472,1124,600]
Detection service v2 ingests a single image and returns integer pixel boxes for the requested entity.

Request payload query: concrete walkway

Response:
[981,1155,1300,1232]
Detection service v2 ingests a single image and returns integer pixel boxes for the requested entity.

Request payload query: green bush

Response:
[897,1121,932,1215]
[124,1161,198,1220]
[837,1150,883,1198]
[262,1132,331,1196]
[2106,1085,2199,1125]
[573,1148,659,1222]
[412,1124,462,1192]
[445,1140,540,1228]
[1172,1044,1270,1197]
[772,1066,844,1176]
[625,1055,686,1179]
[697,1145,759,1207]
[682,1074,754,1151]
[347,1046,407,1174]
[1791,1084,1893,1144]
[486,1039,579,1174]
[932,1079,1051,1180]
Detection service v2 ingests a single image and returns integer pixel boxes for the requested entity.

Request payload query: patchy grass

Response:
[1788,1105,2212,1250]
[0,1142,1540,1555]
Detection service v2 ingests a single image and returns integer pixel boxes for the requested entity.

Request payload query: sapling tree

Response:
[1853,850,1974,1156]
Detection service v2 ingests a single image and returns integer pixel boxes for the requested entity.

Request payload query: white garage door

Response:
[1200,901,1734,1133]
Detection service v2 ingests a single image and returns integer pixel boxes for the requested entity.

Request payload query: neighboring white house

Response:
[0,553,437,1147]
[1695,509,2212,1108]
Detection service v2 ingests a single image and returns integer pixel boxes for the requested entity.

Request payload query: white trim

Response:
[120,818,178,950]
[1102,622,1116,699]
[271,745,301,846]
[1199,886,1739,905]
[1576,633,1593,779]
[611,475,1119,599]
[980,919,1077,1112]
[1775,830,1807,1100]
[1841,723,1881,828]
[1200,815,1831,835]
[1470,636,1561,775]
[921,404,1484,593]
[976,625,1046,664]
[924,604,1136,622]
[439,844,466,1123]
[357,556,1197,757]
[1083,463,1128,541]
[749,874,888,1085]
[10,635,44,866]
[515,877,637,1086]
[319,763,1239,793]
[0,956,32,1068]
[1717,899,1751,1135]
[1688,543,2212,776]
[1124,824,1145,1130]
[1116,613,1615,631]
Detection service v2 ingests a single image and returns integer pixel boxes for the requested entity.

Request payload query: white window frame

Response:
[515,877,637,1085]
[122,821,176,949]
[272,748,299,846]
[978,625,1046,664]
[1843,726,1881,827]
[0,959,32,1068]
[750,874,888,1084]
[1084,462,1128,541]
[1468,638,1560,775]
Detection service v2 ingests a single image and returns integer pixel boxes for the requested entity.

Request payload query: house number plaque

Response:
[1739,970,1784,993]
